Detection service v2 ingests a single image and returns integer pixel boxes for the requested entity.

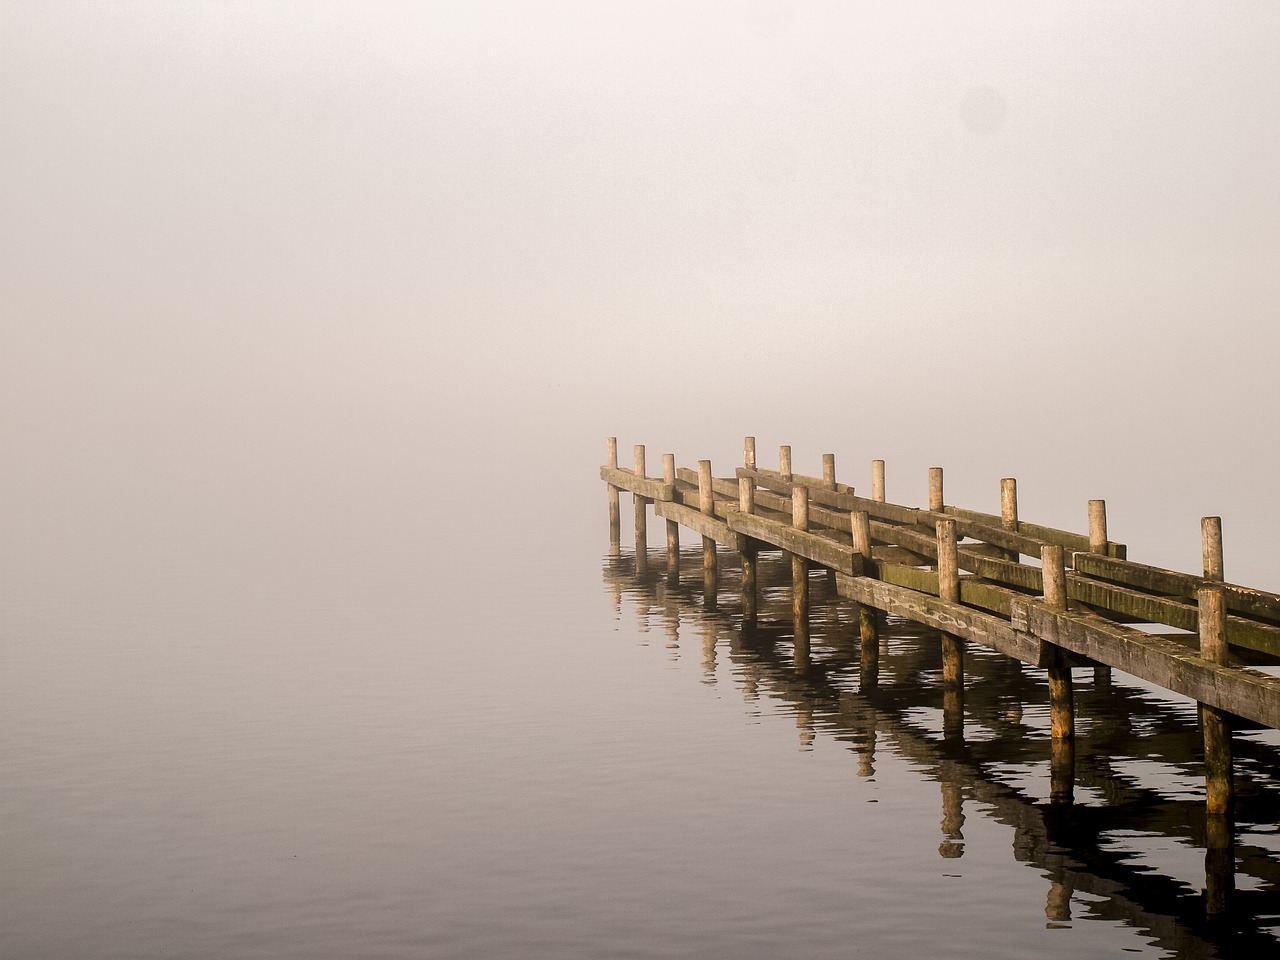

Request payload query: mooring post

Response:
[744,435,756,470]
[740,476,757,627]
[663,453,679,578]
[1042,544,1075,804]
[929,467,944,513]
[872,459,886,503]
[851,509,879,690]
[633,445,648,559]
[1000,478,1018,562]
[822,453,837,491]
[779,445,793,482]
[937,518,964,740]
[607,437,620,556]
[1088,499,1108,554]
[792,485,810,669]
[1202,516,1224,582]
[698,459,717,596]
[1199,583,1233,815]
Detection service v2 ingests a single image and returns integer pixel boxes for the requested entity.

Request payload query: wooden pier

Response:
[601,436,1280,831]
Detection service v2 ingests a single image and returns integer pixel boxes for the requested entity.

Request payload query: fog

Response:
[4,1,1280,583]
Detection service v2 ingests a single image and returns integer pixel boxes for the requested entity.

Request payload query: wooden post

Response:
[1202,516,1224,582]
[937,519,964,740]
[744,436,756,470]
[663,453,679,578]
[792,485,810,668]
[632,444,648,573]
[740,476,757,627]
[928,467,944,513]
[1088,499,1107,554]
[872,459,886,503]
[779,445,792,482]
[698,459,717,588]
[1199,584,1233,817]
[607,437,620,555]
[822,453,837,491]
[852,509,879,690]
[1205,805,1234,918]
[1042,544,1075,803]
[1000,477,1018,562]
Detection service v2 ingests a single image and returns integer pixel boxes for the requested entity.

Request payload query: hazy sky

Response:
[3,2,1279,581]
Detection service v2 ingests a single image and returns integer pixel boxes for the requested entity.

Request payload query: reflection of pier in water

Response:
[603,548,1280,957]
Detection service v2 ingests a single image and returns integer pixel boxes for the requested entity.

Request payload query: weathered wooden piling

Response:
[779,445,792,482]
[1042,544,1075,804]
[607,437,620,555]
[937,518,964,739]
[634,444,648,555]
[698,459,717,606]
[852,509,879,690]
[872,459,885,503]
[663,453,679,577]
[744,435,756,470]
[1000,477,1018,562]
[1202,516,1224,582]
[929,467,944,513]
[1199,582,1232,816]
[1088,499,1107,554]
[739,475,757,626]
[823,454,837,491]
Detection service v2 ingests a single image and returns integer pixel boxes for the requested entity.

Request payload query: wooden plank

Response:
[739,468,922,525]
[600,466,674,502]
[724,507,864,575]
[944,505,1128,559]
[675,467,738,500]
[654,499,745,549]
[1073,553,1280,624]
[1012,599,1280,729]
[836,575,1045,665]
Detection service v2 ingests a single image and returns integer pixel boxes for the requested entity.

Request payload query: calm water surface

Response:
[3,439,1279,958]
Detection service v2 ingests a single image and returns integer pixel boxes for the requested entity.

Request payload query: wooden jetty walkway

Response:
[601,436,1280,830]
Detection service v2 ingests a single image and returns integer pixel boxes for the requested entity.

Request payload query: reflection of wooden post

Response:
[1042,544,1075,804]
[1045,879,1072,923]
[928,467,944,513]
[938,779,964,859]
[607,437,620,555]
[663,454,678,578]
[852,510,879,690]
[1199,584,1232,816]
[1088,499,1107,554]
[792,485,809,670]
[1205,805,1234,918]
[739,476,757,627]
[779,445,792,482]
[872,459,885,503]
[822,453,837,491]
[698,460,716,606]
[744,435,756,470]
[937,518,964,741]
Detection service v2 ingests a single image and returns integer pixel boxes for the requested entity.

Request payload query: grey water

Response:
[3,429,1280,959]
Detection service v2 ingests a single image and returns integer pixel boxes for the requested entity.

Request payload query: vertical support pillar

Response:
[1202,516,1224,582]
[743,436,756,471]
[1088,499,1108,554]
[633,445,648,560]
[822,454,837,491]
[871,459,886,503]
[779,445,793,482]
[937,518,964,741]
[928,467,945,513]
[739,476,757,628]
[607,437,620,556]
[698,459,717,607]
[792,485,810,671]
[1042,544,1075,804]
[852,509,879,690]
[663,454,679,579]
[1000,477,1019,562]
[1199,584,1232,815]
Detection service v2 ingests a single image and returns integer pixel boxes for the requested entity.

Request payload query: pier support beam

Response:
[792,485,810,671]
[1042,544,1075,804]
[634,445,648,573]
[607,437,620,557]
[663,453,679,580]
[739,476,757,628]
[852,509,879,690]
[698,460,717,608]
[937,518,964,740]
